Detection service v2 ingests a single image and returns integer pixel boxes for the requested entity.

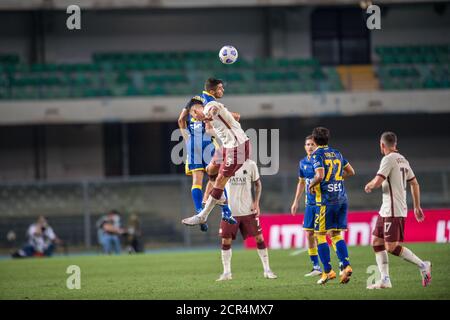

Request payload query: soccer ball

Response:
[219,45,238,64]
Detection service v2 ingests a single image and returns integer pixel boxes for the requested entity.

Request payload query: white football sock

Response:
[197,195,219,220]
[375,250,390,280]
[400,247,425,269]
[221,249,232,274]
[257,248,270,272]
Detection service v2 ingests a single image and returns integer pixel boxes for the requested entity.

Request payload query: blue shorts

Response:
[185,138,216,175]
[314,202,348,233]
[303,205,318,230]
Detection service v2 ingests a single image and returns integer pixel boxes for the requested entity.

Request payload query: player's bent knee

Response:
[206,164,219,176]
[222,238,232,246]
[329,230,341,238]
[192,172,203,185]
[255,234,264,243]
[372,236,384,247]
[306,230,315,238]
[385,242,401,254]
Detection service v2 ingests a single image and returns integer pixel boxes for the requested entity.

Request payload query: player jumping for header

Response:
[177,79,236,230]
[181,98,250,226]
[365,131,431,289]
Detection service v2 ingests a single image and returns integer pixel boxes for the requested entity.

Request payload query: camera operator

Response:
[12,216,61,258]
[96,210,124,254]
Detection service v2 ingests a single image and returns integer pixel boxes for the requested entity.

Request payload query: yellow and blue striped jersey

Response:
[311,145,349,205]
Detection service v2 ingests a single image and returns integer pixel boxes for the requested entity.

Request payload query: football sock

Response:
[332,235,350,267]
[191,185,203,213]
[398,246,426,269]
[308,247,320,268]
[197,188,223,220]
[221,244,232,274]
[375,250,390,280]
[256,242,270,272]
[317,235,332,273]
[221,188,232,216]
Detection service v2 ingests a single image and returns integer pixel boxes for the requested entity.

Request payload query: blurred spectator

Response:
[11,216,62,258]
[96,210,123,254]
[6,230,17,249]
[126,214,143,253]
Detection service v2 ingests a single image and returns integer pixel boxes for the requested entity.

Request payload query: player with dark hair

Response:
[291,135,342,277]
[217,159,277,281]
[181,99,249,227]
[177,79,235,231]
[309,127,355,285]
[365,131,431,289]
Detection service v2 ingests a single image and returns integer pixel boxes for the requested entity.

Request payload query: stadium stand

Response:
[0,51,343,100]
[375,44,450,90]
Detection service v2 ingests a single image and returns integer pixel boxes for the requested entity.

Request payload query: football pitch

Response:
[0,243,449,300]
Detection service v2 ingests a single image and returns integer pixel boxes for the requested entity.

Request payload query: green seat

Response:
[116,72,131,84]
[126,85,140,96]
[423,78,439,89]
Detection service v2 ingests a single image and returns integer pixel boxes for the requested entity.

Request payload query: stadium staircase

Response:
[337,65,379,91]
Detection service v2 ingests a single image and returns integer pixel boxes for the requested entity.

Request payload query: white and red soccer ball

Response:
[219,45,238,64]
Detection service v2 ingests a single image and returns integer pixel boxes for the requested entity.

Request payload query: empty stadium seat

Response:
[0,50,345,100]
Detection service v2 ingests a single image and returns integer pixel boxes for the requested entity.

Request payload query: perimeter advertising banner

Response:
[245,209,450,249]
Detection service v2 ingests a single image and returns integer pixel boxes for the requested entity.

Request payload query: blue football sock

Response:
[221,188,231,217]
[191,186,203,213]
[334,237,350,267]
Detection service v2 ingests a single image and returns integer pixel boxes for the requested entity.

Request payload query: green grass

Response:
[0,243,449,300]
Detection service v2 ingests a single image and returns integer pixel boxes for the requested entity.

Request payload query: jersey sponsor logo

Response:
[191,122,203,130]
[327,182,343,193]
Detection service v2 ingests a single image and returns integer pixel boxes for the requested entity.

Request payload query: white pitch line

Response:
[290,248,308,256]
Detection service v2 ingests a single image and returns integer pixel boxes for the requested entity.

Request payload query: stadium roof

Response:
[0,0,447,10]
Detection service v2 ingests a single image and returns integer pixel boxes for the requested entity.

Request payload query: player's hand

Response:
[414,207,425,222]
[290,203,298,216]
[308,185,316,194]
[252,203,261,217]
[364,183,373,193]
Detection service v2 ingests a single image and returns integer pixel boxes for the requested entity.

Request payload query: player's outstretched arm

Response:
[364,175,384,193]
[409,177,424,222]
[342,163,355,179]
[291,178,305,215]
[177,108,189,142]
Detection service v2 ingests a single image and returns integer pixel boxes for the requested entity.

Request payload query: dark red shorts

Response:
[372,216,405,242]
[211,139,250,178]
[219,214,262,240]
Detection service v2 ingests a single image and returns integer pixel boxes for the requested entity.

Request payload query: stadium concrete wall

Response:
[1,90,449,125]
